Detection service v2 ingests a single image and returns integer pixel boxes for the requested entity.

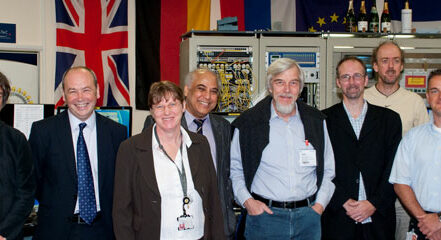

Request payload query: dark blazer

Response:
[28,111,127,240]
[321,102,402,240]
[144,113,236,238]
[0,121,35,240]
[113,126,225,240]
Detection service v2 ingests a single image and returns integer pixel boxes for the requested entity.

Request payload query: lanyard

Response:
[154,126,191,213]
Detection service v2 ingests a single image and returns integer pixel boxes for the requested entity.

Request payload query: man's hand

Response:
[345,200,376,222]
[427,228,441,240]
[417,213,441,237]
[343,198,357,212]
[311,203,324,215]
[0,235,6,240]
[243,198,273,216]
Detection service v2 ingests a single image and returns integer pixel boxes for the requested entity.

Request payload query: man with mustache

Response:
[322,56,401,240]
[364,41,429,240]
[230,58,335,239]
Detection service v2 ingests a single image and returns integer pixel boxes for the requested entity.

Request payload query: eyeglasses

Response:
[338,73,365,82]
[152,102,181,113]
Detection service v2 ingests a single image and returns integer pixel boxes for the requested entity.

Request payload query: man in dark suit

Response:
[29,66,127,240]
[0,71,35,240]
[321,56,401,240]
[144,68,236,239]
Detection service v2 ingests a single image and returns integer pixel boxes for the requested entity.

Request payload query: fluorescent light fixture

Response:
[400,46,415,50]
[334,45,355,49]
[328,33,355,38]
[393,34,416,38]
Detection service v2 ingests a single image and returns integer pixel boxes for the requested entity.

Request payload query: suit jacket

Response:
[321,102,401,240]
[144,113,236,238]
[28,111,127,240]
[113,126,225,240]
[0,121,35,240]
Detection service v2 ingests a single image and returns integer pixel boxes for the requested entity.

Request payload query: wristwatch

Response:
[437,212,441,222]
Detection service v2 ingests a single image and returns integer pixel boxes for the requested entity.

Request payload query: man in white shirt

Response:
[29,66,127,240]
[390,69,441,240]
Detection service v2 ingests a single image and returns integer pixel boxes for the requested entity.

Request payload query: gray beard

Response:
[275,101,295,115]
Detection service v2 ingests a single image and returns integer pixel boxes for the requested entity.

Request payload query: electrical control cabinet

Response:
[181,31,441,112]
[259,33,326,109]
[180,31,259,113]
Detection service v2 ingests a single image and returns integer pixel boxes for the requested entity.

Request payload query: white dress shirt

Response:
[68,110,101,213]
[152,125,204,239]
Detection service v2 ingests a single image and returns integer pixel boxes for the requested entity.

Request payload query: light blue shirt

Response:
[343,100,372,223]
[230,103,335,208]
[389,122,441,212]
[185,111,217,171]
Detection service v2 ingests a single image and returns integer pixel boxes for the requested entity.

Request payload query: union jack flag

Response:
[55,0,129,107]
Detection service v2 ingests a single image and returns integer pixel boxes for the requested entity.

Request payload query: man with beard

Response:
[390,69,441,240]
[230,58,335,239]
[364,41,429,240]
[321,56,401,240]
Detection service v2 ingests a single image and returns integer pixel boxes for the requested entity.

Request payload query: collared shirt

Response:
[68,110,101,213]
[364,86,429,136]
[185,111,217,170]
[152,125,204,239]
[389,122,441,212]
[343,100,372,224]
[230,103,335,207]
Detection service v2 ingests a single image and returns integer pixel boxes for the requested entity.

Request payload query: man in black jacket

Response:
[322,56,401,240]
[0,71,35,240]
[29,67,126,240]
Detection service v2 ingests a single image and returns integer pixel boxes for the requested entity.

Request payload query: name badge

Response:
[177,214,194,231]
[299,149,316,166]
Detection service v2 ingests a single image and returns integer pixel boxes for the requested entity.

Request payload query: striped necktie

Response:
[193,118,205,135]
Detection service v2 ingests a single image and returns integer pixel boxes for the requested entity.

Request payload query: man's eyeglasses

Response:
[338,73,365,82]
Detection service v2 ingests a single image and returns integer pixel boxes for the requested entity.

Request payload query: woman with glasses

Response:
[113,81,225,240]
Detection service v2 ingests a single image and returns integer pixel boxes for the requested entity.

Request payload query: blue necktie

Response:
[193,119,205,135]
[77,123,97,224]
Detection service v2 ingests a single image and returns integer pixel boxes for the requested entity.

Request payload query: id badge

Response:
[177,214,194,231]
[299,149,316,167]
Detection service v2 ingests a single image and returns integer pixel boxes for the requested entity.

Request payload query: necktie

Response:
[193,119,205,134]
[77,123,97,224]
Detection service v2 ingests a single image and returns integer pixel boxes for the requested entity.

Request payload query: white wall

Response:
[0,0,149,135]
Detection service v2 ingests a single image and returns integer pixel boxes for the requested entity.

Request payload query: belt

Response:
[69,212,102,224]
[251,193,312,209]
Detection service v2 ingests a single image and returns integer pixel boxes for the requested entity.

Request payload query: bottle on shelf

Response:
[357,0,368,32]
[401,0,412,33]
[381,0,391,33]
[369,1,379,32]
[345,0,357,32]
